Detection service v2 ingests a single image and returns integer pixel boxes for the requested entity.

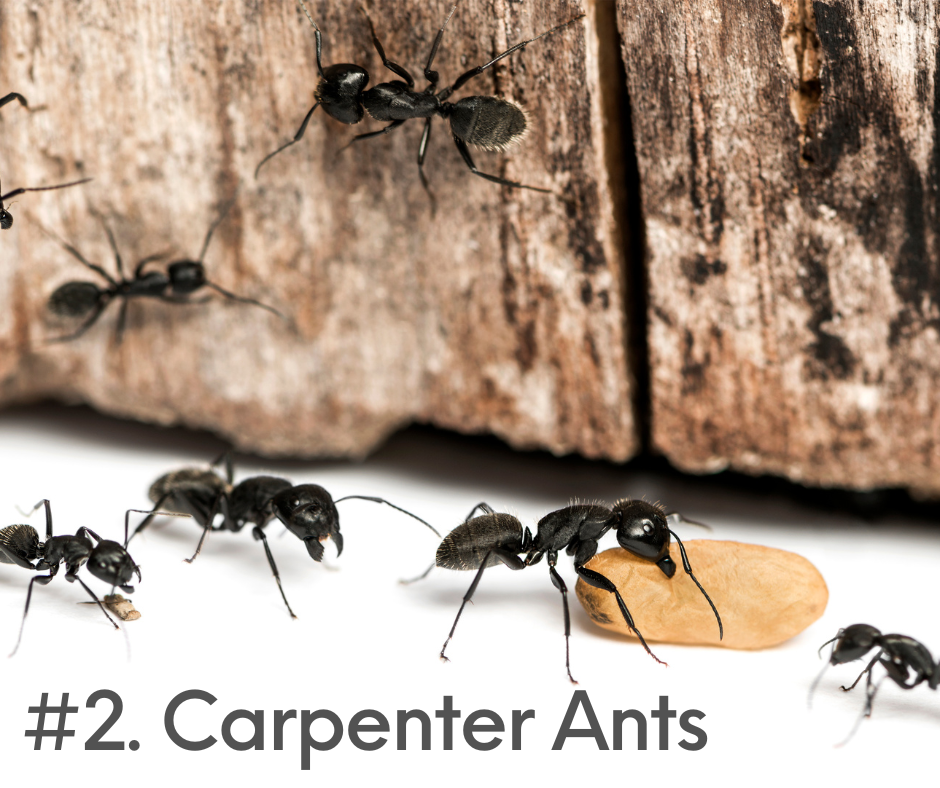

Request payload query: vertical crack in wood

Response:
[593,0,649,451]
[780,0,822,152]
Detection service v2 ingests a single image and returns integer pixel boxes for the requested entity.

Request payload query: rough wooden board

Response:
[0,0,636,460]
[619,0,940,494]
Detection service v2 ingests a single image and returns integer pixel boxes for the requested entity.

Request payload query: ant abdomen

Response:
[48,281,104,318]
[449,96,527,151]
[435,513,524,571]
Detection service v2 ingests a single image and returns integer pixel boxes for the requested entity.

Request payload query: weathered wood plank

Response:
[619,0,940,494]
[0,0,636,460]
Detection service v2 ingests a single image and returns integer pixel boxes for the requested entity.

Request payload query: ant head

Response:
[449,96,528,151]
[829,624,883,665]
[272,484,340,561]
[47,281,105,318]
[167,261,207,295]
[86,540,141,592]
[317,65,369,124]
[610,499,675,577]
[0,208,12,230]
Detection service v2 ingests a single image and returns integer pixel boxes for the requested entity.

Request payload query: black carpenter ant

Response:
[255,0,583,203]
[411,499,722,683]
[0,500,180,656]
[44,205,286,342]
[811,623,939,741]
[129,455,440,618]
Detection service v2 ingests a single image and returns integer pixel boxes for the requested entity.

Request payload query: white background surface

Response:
[1,404,938,786]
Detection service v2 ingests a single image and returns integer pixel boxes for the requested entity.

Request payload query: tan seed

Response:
[575,540,827,649]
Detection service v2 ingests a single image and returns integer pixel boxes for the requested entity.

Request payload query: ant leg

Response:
[252,526,298,619]
[0,92,28,110]
[575,559,666,666]
[417,118,436,210]
[463,502,494,522]
[339,119,406,152]
[71,574,119,629]
[333,495,439,537]
[10,571,57,656]
[668,530,722,639]
[440,548,525,662]
[114,299,130,345]
[37,223,116,285]
[183,493,226,564]
[358,5,415,86]
[99,220,126,280]
[452,136,554,194]
[840,653,880,692]
[399,562,435,585]
[21,499,55,539]
[440,15,584,98]
[47,299,112,344]
[255,102,321,178]
[547,553,577,684]
[133,250,174,278]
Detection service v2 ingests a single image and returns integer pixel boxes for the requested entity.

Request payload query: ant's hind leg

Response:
[452,136,554,195]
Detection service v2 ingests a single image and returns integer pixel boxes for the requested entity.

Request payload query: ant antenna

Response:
[668,529,723,639]
[295,0,320,33]
[198,197,238,263]
[204,281,289,321]
[333,495,441,537]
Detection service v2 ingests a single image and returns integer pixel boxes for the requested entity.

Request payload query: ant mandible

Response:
[811,623,939,742]
[130,454,440,619]
[256,0,583,203]
[0,500,180,656]
[412,499,722,683]
[44,203,287,343]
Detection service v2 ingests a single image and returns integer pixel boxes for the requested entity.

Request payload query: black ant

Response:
[255,0,583,204]
[0,500,182,656]
[410,499,722,683]
[130,455,440,618]
[811,623,939,742]
[44,204,287,342]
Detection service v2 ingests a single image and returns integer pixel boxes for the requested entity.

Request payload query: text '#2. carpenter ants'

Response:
[24,690,707,768]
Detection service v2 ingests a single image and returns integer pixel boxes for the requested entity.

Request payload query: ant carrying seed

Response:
[130,454,440,619]
[0,500,185,656]
[407,499,721,683]
[256,0,583,206]
[811,623,939,744]
[44,203,287,343]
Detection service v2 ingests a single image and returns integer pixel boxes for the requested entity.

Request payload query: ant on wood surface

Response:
[0,500,182,656]
[811,623,939,744]
[408,498,722,683]
[130,454,440,619]
[44,203,287,343]
[256,0,583,207]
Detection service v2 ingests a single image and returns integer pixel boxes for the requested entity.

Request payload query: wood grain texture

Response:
[0,0,636,459]
[619,0,940,494]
